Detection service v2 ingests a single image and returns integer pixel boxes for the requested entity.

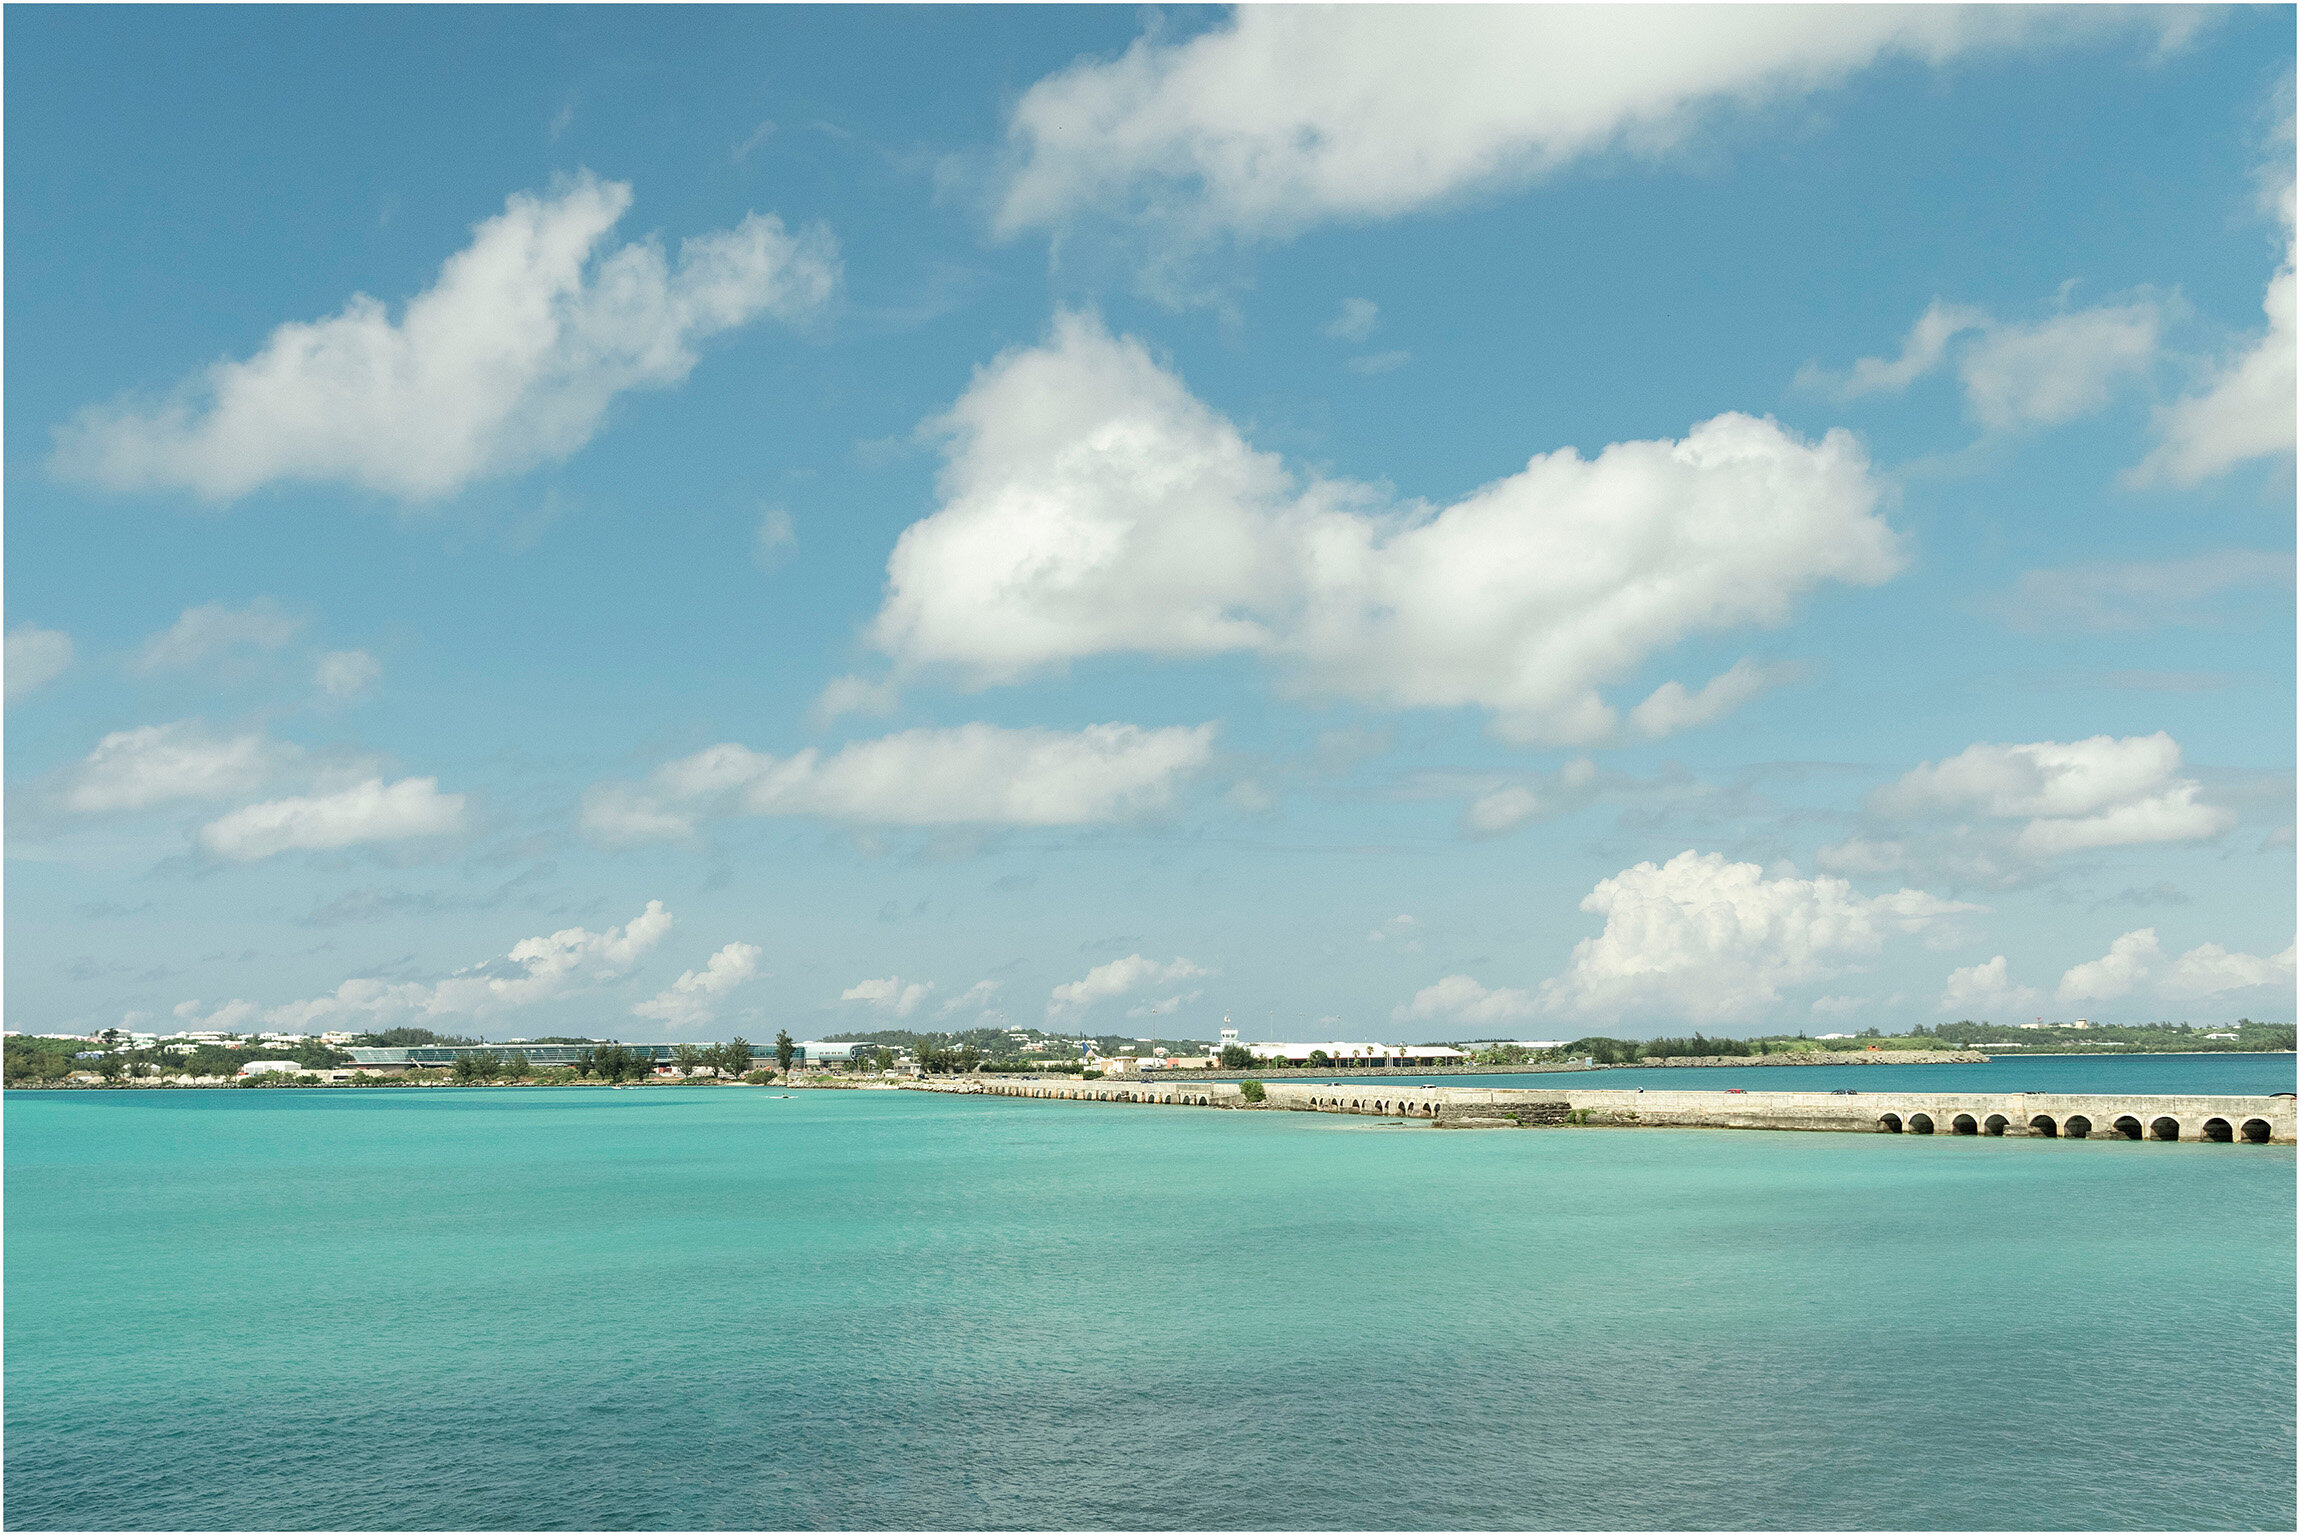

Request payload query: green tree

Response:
[1238,1080,1267,1103]
[506,1050,533,1080]
[672,1043,702,1077]
[721,1037,754,1078]
[573,1047,597,1080]
[96,1052,126,1083]
[775,1030,796,1076]
[1219,1043,1254,1070]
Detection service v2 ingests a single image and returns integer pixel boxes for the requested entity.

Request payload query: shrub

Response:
[1238,1080,1267,1103]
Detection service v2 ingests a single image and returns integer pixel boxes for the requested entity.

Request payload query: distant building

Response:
[238,1060,306,1078]
[1244,1041,1469,1066]
[1816,1033,1854,1041]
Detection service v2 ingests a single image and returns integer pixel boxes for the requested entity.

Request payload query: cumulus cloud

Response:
[1938,954,2042,1015]
[994,8,2167,246]
[1393,974,1537,1026]
[2060,928,2296,1005]
[1988,550,2291,633]
[868,314,1896,745]
[633,941,764,1029]
[842,976,934,1018]
[1870,732,2233,860]
[54,173,838,502]
[6,625,74,703]
[1800,295,2162,429]
[133,600,302,673]
[1535,850,1981,1024]
[233,901,673,1032]
[1960,302,2163,430]
[2135,147,2295,484]
[1046,953,1209,1021]
[2057,928,2164,1004]
[2159,939,2296,1002]
[197,776,467,861]
[314,649,382,701]
[581,720,1216,842]
[62,721,289,813]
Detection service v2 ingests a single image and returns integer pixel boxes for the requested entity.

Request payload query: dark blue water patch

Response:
[5,1086,2292,1530]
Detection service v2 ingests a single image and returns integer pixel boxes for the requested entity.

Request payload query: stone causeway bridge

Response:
[913,1076,2297,1144]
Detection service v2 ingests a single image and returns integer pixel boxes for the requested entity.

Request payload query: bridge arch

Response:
[2065,1115,2092,1139]
[1984,1114,2008,1136]
[2111,1115,2144,1141]
[2242,1118,2273,1143]
[1908,1112,1935,1134]
[2201,1117,2233,1142]
[1952,1114,1978,1135]
[1879,1113,1903,1133]
[2029,1114,2057,1137]
[2149,1117,2180,1141]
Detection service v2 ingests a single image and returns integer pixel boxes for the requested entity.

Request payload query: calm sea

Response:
[6,1069,2294,1530]
[1354,1051,2300,1096]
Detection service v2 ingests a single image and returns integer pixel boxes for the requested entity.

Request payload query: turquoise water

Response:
[1263,1051,2300,1097]
[6,1085,2293,1530]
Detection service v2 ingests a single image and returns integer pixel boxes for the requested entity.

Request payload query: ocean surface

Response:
[6,1071,2294,1530]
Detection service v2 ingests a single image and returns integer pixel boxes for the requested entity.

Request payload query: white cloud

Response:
[314,649,382,701]
[6,625,74,703]
[755,507,798,570]
[994,8,2167,245]
[2057,928,2163,1004]
[1536,850,1981,1025]
[1323,297,1379,342]
[2136,150,2295,484]
[842,976,934,1018]
[581,720,1216,842]
[249,901,673,1031]
[1990,550,2291,633]
[1127,991,1202,1018]
[869,313,1896,745]
[1625,658,1798,739]
[1393,974,1537,1026]
[1365,913,1418,942]
[1462,785,1544,838]
[133,600,302,673]
[1958,302,2162,431]
[1800,299,1989,398]
[54,173,838,502]
[1939,954,2042,1015]
[938,979,1003,1017]
[2159,940,2296,1002]
[1800,295,2162,429]
[1046,953,1209,1021]
[2058,927,2296,1007]
[633,941,763,1029]
[1457,757,1605,839]
[63,721,289,813]
[197,776,467,861]
[1871,732,2233,860]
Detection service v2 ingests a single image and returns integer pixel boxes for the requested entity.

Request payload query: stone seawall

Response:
[916,1076,2297,1144]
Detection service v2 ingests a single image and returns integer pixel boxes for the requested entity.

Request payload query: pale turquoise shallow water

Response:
[1225,1052,2299,1096]
[6,1078,2293,1531]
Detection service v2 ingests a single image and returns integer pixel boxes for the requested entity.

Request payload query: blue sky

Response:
[6,5,2293,1044]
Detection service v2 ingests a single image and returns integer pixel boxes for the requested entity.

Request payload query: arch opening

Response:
[2066,1115,2092,1139]
[1984,1114,2008,1136]
[2112,1116,2143,1141]
[2242,1118,2273,1144]
[1909,1113,1935,1135]
[2029,1115,2057,1137]
[1879,1113,1903,1133]
[2149,1117,2180,1142]
[1952,1114,1978,1135]
[2202,1117,2232,1143]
